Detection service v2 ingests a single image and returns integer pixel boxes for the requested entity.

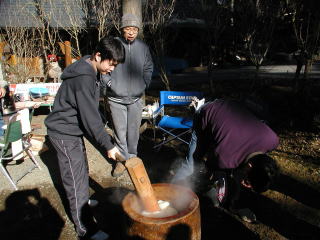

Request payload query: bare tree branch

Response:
[3,0,42,83]
[143,0,176,90]
[84,0,121,41]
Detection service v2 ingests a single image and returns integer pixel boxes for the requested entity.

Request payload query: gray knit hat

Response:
[120,13,141,29]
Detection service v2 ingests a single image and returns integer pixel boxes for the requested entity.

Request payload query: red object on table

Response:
[47,54,57,62]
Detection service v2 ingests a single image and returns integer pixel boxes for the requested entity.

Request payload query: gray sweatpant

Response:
[108,99,143,160]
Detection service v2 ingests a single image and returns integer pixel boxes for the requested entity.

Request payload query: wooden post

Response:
[64,41,72,67]
[0,42,6,59]
[30,57,41,75]
[125,157,160,212]
[8,55,17,66]
[58,42,66,55]
[122,0,142,20]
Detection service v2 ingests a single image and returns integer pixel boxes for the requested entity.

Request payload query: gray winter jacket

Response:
[106,37,153,104]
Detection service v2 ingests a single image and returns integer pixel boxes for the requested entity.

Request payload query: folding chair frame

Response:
[0,120,41,190]
[153,127,191,149]
[151,91,203,150]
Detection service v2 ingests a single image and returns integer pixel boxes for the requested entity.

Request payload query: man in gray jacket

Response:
[104,13,154,177]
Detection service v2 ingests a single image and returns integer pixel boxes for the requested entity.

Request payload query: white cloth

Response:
[16,108,31,134]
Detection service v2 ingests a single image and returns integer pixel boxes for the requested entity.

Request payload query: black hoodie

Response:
[45,56,114,151]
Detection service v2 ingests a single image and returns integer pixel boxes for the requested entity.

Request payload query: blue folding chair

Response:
[152,91,203,150]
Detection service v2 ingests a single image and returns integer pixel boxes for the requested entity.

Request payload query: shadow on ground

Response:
[0,188,64,240]
[247,190,320,240]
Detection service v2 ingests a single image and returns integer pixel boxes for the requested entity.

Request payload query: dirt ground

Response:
[0,75,319,240]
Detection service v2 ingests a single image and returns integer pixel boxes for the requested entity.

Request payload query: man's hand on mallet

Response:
[107,146,124,161]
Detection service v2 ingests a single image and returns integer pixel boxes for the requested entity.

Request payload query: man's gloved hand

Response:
[189,97,205,111]
[100,72,112,88]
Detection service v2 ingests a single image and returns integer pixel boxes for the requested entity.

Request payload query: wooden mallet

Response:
[125,157,160,213]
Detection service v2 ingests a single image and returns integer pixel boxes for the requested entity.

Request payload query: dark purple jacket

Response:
[194,99,279,169]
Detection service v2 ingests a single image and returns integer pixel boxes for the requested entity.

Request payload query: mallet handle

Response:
[125,157,160,212]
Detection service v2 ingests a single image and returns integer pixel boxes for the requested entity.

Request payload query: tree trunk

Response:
[294,61,303,92]
[293,57,312,93]
[303,59,312,80]
[294,61,303,80]
[122,0,142,32]
[296,59,313,93]
[251,65,260,91]
[209,74,217,97]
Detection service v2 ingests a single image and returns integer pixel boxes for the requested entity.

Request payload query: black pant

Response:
[49,136,97,237]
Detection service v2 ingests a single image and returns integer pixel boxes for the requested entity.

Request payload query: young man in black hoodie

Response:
[45,37,125,240]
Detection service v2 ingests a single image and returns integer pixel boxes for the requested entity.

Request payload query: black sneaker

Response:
[88,199,99,208]
[90,230,109,240]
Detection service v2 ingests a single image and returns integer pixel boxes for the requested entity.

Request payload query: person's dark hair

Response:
[247,154,279,193]
[94,37,125,63]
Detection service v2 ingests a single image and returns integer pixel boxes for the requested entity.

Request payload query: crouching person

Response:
[45,37,125,240]
[173,98,279,223]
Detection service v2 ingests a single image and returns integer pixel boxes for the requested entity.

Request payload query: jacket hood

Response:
[61,55,96,81]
